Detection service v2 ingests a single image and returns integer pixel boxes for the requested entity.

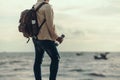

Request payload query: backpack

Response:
[18,2,47,43]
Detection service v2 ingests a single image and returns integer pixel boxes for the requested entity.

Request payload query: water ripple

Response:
[86,72,106,77]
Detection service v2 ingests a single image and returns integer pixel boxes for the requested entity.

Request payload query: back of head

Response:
[37,0,44,2]
[37,0,49,2]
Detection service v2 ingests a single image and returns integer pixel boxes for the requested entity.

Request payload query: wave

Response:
[42,64,49,67]
[13,68,28,71]
[0,74,15,77]
[86,72,106,77]
[9,60,23,64]
[0,62,7,65]
[81,79,93,80]
[0,60,23,66]
[69,68,84,72]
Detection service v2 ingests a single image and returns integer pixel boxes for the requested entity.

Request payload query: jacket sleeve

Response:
[44,4,58,40]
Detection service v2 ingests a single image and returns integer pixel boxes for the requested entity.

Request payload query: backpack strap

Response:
[29,2,47,41]
[35,2,47,39]
[38,18,46,30]
[35,2,47,29]
[27,38,30,43]
[35,2,47,11]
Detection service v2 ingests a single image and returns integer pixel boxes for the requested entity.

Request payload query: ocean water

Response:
[0,52,120,80]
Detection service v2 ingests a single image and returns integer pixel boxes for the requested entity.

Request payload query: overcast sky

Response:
[0,0,120,52]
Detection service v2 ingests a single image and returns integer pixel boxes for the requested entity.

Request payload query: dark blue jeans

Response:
[32,38,60,80]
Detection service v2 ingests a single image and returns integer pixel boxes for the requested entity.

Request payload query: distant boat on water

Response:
[94,52,110,60]
[76,52,84,56]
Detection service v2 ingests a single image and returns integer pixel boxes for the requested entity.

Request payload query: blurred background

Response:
[0,0,120,52]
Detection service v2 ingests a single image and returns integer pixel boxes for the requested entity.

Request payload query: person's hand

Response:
[56,37,63,44]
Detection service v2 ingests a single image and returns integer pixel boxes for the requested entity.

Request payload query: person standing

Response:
[32,0,63,80]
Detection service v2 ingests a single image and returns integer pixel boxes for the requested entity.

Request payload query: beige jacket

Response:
[34,0,58,41]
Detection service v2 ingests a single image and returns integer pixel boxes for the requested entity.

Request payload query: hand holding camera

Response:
[56,34,65,46]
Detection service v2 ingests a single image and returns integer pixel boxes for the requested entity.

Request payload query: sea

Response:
[0,52,120,80]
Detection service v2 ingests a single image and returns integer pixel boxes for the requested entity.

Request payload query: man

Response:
[32,0,63,80]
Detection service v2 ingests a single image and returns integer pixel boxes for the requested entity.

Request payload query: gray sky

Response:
[0,0,120,52]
